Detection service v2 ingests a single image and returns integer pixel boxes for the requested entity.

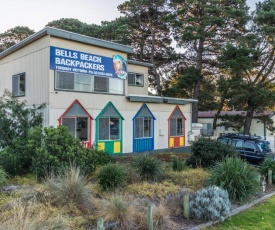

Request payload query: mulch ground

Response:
[113,153,275,230]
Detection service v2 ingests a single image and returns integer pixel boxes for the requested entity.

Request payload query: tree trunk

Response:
[148,16,161,96]
[192,39,204,123]
[213,93,227,130]
[244,108,254,134]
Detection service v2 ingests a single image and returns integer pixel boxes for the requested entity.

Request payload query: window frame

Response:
[128,72,144,87]
[54,70,124,95]
[170,117,184,137]
[62,116,89,142]
[98,117,121,141]
[12,73,26,97]
[134,117,153,139]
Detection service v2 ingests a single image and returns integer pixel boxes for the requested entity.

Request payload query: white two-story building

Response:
[0,27,197,154]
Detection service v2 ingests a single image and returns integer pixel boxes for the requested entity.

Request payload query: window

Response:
[135,117,152,138]
[55,71,123,94]
[12,73,25,96]
[99,117,120,140]
[62,117,88,141]
[235,140,243,150]
[94,76,108,92]
[201,123,213,136]
[244,142,256,152]
[170,118,183,136]
[128,72,144,86]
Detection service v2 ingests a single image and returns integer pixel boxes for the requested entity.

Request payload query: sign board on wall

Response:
[50,46,127,79]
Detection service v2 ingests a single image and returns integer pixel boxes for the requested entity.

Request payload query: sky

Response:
[0,0,263,34]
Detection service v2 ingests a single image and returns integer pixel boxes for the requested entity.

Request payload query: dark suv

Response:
[217,133,275,165]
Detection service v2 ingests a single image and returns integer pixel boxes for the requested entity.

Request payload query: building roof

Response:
[0,27,135,59]
[198,111,275,118]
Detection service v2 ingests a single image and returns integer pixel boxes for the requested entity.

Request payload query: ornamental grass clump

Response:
[97,196,137,229]
[190,186,231,221]
[0,166,7,187]
[97,163,128,191]
[44,164,93,212]
[132,154,164,181]
[207,157,260,202]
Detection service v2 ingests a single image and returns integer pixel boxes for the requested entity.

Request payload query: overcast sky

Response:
[0,0,263,34]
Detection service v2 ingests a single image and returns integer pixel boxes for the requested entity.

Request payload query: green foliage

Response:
[207,157,260,202]
[216,114,245,132]
[132,154,164,181]
[186,138,238,168]
[0,90,45,175]
[0,166,7,187]
[31,126,113,179]
[97,163,128,191]
[47,17,132,45]
[0,90,45,149]
[190,186,231,221]
[259,157,275,183]
[171,156,186,172]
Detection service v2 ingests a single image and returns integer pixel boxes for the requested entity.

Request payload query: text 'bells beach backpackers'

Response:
[50,46,128,79]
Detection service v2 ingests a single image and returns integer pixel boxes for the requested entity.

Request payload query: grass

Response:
[206,195,275,230]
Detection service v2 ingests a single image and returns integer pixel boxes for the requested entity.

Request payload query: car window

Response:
[218,138,228,144]
[243,142,256,153]
[235,140,243,150]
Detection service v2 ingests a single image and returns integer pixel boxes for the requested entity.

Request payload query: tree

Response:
[46,17,132,45]
[163,66,219,111]
[118,0,176,94]
[218,32,275,134]
[169,0,249,122]
[0,90,45,174]
[47,18,99,37]
[0,90,45,149]
[0,26,35,52]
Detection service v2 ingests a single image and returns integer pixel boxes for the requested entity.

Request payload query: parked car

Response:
[217,133,275,165]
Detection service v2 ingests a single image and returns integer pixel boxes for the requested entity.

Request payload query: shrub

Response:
[207,157,260,202]
[186,138,238,168]
[97,196,137,229]
[260,157,275,183]
[97,163,128,191]
[44,164,93,212]
[165,168,209,191]
[132,154,164,181]
[190,186,231,221]
[171,156,186,171]
[126,181,180,198]
[31,126,113,179]
[0,90,45,175]
[0,166,7,187]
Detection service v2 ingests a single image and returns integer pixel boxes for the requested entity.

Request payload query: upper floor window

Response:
[55,71,124,95]
[12,73,25,97]
[128,72,144,87]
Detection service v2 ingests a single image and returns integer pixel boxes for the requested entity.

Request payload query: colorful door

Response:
[133,104,155,152]
[96,102,124,154]
[168,106,186,148]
